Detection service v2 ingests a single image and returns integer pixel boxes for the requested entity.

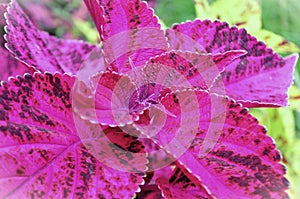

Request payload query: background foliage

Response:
[19,0,300,198]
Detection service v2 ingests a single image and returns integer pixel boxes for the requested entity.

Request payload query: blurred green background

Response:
[19,0,300,198]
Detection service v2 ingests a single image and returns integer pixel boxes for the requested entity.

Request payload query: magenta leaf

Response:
[148,90,227,160]
[139,163,210,199]
[167,20,298,107]
[135,169,167,199]
[142,50,246,91]
[83,0,105,35]
[152,90,289,198]
[0,47,35,82]
[0,3,6,25]
[84,0,162,40]
[84,0,168,74]
[5,0,98,74]
[156,166,212,199]
[42,34,99,75]
[1,2,35,81]
[136,185,163,199]
[0,73,145,198]
[212,53,298,107]
[0,3,7,45]
[74,71,139,126]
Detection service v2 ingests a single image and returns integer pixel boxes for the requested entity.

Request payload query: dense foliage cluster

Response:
[0,0,298,198]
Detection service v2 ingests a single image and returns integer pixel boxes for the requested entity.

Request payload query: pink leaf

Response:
[0,3,35,81]
[0,3,7,45]
[84,0,161,40]
[0,3,6,25]
[5,0,98,74]
[212,53,298,107]
[156,166,212,199]
[136,184,163,199]
[0,42,35,82]
[83,0,105,34]
[134,171,164,198]
[167,20,298,107]
[73,71,139,126]
[0,73,146,198]
[152,90,289,198]
[152,90,226,159]
[42,33,100,75]
[84,0,168,74]
[130,89,225,172]
[142,50,246,91]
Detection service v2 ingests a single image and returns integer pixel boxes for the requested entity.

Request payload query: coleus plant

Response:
[0,0,299,199]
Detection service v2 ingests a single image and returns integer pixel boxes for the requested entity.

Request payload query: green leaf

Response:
[194,0,213,20]
[261,0,300,47]
[288,85,300,112]
[155,0,196,27]
[285,140,300,198]
[158,18,167,29]
[210,0,262,31]
[294,57,300,87]
[73,18,99,44]
[254,30,300,54]
[195,0,261,31]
